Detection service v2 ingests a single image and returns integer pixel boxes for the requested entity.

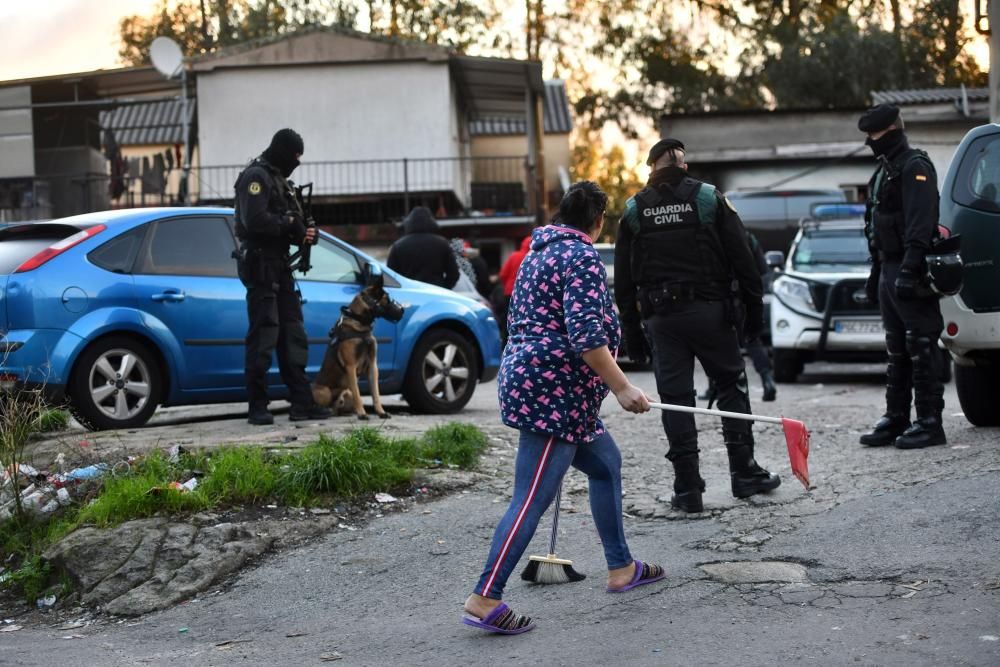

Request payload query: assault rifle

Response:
[287,181,315,275]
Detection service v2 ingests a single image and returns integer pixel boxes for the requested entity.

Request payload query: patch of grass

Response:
[0,515,76,603]
[1,423,489,601]
[198,447,277,504]
[5,554,51,603]
[418,422,488,469]
[36,409,70,433]
[74,452,210,528]
[277,430,412,505]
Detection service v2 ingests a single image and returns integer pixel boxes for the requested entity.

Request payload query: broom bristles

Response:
[521,554,586,584]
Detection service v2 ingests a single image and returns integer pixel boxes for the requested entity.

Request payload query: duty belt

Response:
[639,282,698,302]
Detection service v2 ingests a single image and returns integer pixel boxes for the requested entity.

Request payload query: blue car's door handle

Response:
[151,291,186,303]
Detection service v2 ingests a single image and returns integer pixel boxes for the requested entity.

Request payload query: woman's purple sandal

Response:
[462,602,536,635]
[606,559,666,593]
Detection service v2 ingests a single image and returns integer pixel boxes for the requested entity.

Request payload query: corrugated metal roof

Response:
[99,98,194,146]
[872,88,988,105]
[469,80,573,136]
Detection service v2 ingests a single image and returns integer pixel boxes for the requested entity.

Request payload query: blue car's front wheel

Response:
[69,336,163,431]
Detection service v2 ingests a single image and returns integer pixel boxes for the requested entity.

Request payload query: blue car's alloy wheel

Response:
[69,336,162,430]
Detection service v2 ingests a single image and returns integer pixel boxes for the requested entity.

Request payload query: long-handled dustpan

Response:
[649,402,811,489]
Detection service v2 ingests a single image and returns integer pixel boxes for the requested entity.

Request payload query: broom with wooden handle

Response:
[520,481,586,584]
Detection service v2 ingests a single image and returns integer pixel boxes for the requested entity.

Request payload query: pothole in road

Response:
[699,560,809,584]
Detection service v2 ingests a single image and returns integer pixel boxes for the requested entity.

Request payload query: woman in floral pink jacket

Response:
[462,181,666,636]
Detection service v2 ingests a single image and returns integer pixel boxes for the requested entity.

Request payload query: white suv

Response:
[768,210,885,382]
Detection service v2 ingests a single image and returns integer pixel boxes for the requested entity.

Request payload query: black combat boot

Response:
[761,370,777,402]
[248,403,274,426]
[669,455,705,513]
[859,414,910,446]
[289,404,333,421]
[860,331,912,446]
[895,334,946,449]
[726,434,781,499]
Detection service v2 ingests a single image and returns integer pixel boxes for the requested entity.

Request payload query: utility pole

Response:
[980,0,1000,122]
[991,2,1000,122]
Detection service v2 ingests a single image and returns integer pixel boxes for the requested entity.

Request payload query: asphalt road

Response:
[5,361,1000,666]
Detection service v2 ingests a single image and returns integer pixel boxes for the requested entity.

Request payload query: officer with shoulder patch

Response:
[615,139,780,513]
[858,105,946,449]
[234,128,332,425]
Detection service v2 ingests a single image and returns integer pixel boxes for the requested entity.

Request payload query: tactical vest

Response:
[865,148,937,258]
[233,158,300,249]
[627,177,731,298]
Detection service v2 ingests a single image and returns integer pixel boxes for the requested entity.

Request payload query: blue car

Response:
[0,207,501,430]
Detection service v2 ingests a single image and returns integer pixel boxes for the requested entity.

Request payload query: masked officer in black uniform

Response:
[235,128,332,425]
[858,105,946,449]
[615,139,780,513]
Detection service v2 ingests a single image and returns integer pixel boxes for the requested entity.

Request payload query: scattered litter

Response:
[375,492,398,503]
[58,621,86,631]
[900,581,924,591]
[980,635,999,642]
[310,508,331,515]
[64,464,110,481]
[900,590,918,599]
[0,625,22,632]
[180,478,199,492]
[266,505,278,509]
[167,445,182,463]
[178,627,189,634]
[285,632,309,638]
[320,652,343,662]
[337,523,357,531]
[36,594,57,610]
[215,639,253,648]
[421,510,432,515]
[950,445,970,450]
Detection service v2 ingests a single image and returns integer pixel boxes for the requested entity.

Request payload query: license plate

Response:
[833,319,883,334]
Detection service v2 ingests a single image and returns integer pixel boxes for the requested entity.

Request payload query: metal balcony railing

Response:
[46,155,532,225]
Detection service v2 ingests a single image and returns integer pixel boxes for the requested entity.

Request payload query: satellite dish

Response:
[150,36,183,78]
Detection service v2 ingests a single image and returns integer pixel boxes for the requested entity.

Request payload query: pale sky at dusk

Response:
[0,0,160,81]
[0,0,989,84]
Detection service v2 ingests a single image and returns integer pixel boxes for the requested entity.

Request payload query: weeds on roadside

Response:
[1,423,489,602]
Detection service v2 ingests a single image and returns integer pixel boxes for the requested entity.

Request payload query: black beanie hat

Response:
[263,128,304,177]
[646,138,686,166]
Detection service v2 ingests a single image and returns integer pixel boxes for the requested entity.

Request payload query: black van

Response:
[725,189,847,253]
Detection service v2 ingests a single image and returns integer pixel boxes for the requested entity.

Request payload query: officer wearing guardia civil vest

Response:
[615,138,780,513]
[858,104,946,449]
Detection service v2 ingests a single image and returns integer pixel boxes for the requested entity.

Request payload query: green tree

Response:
[119,0,360,65]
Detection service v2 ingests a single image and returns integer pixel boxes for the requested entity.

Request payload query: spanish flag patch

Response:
[915,174,927,182]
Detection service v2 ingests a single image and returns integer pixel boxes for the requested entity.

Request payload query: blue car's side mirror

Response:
[363,262,384,288]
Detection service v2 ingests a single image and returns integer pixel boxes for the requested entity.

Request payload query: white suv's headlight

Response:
[774,276,818,313]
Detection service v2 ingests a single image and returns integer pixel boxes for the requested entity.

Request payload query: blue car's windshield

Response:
[792,229,870,272]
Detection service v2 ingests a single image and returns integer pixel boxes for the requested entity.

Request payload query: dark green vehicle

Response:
[938,123,1000,427]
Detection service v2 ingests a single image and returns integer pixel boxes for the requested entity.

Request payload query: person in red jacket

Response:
[493,236,532,342]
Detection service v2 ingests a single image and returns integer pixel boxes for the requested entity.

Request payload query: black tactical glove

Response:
[284,213,308,245]
[743,301,765,342]
[864,264,880,305]
[894,267,919,300]
[623,324,651,365]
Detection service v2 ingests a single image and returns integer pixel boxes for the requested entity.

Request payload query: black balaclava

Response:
[263,128,304,177]
[865,128,907,158]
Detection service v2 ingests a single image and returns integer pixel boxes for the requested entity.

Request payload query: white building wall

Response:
[196,62,460,198]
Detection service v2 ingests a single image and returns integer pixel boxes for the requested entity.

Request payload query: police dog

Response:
[312,269,404,419]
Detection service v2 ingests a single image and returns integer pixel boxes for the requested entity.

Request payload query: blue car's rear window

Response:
[0,226,76,274]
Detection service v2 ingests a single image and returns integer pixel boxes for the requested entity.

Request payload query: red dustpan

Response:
[649,402,811,489]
